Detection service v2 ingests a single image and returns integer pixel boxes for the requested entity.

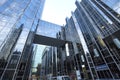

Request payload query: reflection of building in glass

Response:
[102,0,120,14]
[37,20,62,38]
[41,0,120,80]
[0,0,45,79]
[0,0,120,80]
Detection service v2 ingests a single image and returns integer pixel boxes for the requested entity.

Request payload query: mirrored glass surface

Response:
[37,20,62,38]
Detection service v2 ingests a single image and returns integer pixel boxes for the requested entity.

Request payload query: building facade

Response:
[38,20,65,79]
[0,0,45,80]
[65,0,120,79]
[41,0,120,80]
[0,0,120,80]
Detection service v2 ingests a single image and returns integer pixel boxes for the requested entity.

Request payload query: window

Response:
[2,70,15,80]
[62,77,71,80]
[7,55,19,69]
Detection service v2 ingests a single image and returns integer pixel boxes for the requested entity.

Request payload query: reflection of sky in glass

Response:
[0,0,45,63]
[0,0,7,6]
[37,20,61,38]
[13,29,29,52]
[90,1,113,24]
[102,0,120,14]
[14,44,24,51]
[72,13,89,54]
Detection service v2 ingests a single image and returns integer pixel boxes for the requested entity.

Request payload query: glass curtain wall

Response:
[0,0,45,80]
[71,0,120,79]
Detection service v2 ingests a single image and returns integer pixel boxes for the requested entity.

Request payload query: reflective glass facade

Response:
[102,0,120,14]
[0,0,120,80]
[0,0,45,79]
[37,20,62,38]
[65,0,120,79]
[41,0,120,80]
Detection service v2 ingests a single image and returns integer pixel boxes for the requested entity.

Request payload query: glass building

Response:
[37,20,62,38]
[102,0,120,14]
[40,0,120,80]
[0,0,45,80]
[0,0,120,80]
[64,0,120,79]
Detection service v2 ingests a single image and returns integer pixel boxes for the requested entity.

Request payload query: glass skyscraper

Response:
[0,0,45,80]
[101,0,120,14]
[41,0,120,80]
[0,0,120,80]
[65,0,120,79]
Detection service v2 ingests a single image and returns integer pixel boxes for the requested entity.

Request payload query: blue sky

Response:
[42,0,77,25]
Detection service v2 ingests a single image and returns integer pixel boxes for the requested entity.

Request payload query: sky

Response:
[34,0,79,67]
[41,0,77,25]
[0,0,79,68]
